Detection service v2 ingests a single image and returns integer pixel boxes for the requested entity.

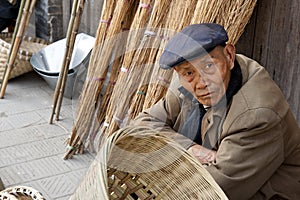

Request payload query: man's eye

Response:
[185,71,193,76]
[204,63,213,69]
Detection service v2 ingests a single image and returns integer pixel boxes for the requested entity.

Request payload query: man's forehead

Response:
[176,54,215,69]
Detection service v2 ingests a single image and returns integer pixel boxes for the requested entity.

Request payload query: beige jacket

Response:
[133,54,300,199]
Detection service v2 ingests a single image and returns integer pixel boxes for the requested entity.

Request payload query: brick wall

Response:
[35,0,64,42]
[34,0,103,42]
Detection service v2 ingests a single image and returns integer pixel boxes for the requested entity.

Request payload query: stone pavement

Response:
[0,71,95,199]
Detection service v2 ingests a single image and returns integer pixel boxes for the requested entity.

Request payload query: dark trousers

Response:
[0,17,14,32]
[0,0,20,32]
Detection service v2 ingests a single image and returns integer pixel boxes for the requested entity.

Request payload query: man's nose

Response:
[195,74,208,89]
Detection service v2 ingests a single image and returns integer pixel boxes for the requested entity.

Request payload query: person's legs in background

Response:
[0,0,20,32]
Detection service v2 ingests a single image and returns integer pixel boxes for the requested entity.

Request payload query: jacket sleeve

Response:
[206,108,285,200]
[132,89,195,149]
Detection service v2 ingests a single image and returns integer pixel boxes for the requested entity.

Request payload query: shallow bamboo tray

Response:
[0,32,48,80]
[71,126,228,200]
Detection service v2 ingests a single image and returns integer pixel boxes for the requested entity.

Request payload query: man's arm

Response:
[205,108,284,200]
[132,88,195,149]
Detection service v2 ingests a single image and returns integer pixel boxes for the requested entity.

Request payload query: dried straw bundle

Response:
[143,0,198,109]
[190,0,225,24]
[67,0,118,150]
[97,0,154,132]
[127,0,175,120]
[86,0,117,78]
[65,0,139,159]
[70,126,228,200]
[215,0,257,44]
[85,0,147,151]
[102,0,173,139]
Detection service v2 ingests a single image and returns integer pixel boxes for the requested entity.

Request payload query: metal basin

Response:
[30,33,95,98]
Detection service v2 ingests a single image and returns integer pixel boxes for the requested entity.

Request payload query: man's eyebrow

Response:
[193,55,215,64]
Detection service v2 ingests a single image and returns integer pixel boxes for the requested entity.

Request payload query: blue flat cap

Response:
[159,23,228,69]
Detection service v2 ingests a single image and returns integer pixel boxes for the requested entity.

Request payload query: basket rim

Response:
[0,32,49,56]
[0,185,45,200]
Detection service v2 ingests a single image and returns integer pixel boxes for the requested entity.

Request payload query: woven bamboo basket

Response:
[71,126,228,200]
[0,185,45,200]
[0,32,48,80]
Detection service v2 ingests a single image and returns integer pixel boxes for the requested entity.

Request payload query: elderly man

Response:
[133,23,300,199]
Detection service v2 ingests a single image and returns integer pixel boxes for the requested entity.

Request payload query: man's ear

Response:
[224,44,236,69]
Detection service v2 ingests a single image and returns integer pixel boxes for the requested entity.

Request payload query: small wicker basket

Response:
[0,32,48,80]
[0,185,45,200]
[70,126,228,200]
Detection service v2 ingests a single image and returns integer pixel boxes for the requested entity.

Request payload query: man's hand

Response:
[188,144,216,164]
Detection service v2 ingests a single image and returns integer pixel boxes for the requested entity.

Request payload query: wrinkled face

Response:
[174,44,236,106]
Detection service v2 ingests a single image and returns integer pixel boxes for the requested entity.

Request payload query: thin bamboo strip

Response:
[0,0,35,98]
[143,0,198,109]
[64,0,139,159]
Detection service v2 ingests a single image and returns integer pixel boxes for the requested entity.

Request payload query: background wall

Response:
[236,0,300,125]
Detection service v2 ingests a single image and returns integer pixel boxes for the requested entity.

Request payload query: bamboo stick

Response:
[55,0,86,121]
[0,0,36,98]
[49,0,79,123]
[0,0,25,88]
[49,0,86,124]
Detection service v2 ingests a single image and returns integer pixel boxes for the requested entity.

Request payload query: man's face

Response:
[174,44,235,106]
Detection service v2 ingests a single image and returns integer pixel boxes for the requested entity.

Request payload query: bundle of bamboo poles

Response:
[0,0,37,98]
[49,0,85,123]
[64,0,257,159]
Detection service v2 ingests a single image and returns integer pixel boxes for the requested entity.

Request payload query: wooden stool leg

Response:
[0,177,5,191]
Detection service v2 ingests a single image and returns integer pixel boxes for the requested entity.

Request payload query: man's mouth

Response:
[197,91,213,98]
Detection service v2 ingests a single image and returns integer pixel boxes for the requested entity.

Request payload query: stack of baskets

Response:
[0,32,48,80]
[70,126,228,200]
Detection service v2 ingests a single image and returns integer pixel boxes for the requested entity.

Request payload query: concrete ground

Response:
[0,71,95,199]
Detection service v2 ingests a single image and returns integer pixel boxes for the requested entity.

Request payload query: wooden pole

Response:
[49,0,86,123]
[0,0,34,98]
[55,0,86,121]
